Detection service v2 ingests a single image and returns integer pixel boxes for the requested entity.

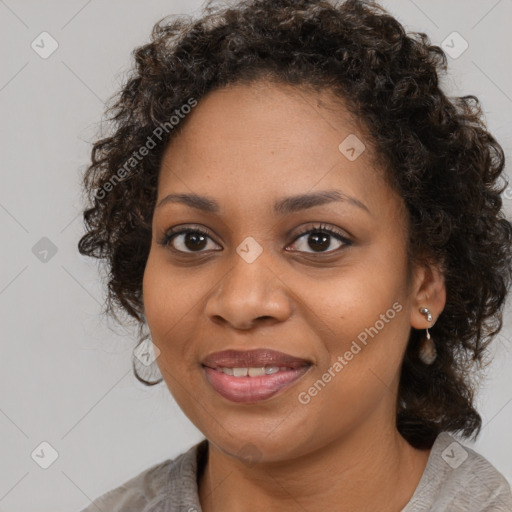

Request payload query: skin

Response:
[142,81,446,512]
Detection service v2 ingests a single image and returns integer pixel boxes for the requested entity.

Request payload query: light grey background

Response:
[1,1,511,510]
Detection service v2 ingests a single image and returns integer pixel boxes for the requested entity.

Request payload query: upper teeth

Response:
[220,367,285,377]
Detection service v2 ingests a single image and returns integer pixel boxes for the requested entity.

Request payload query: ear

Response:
[409,261,446,330]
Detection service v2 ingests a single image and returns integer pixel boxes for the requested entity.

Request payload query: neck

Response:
[198,421,431,512]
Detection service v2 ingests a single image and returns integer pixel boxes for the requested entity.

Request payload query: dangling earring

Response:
[132,333,163,386]
[418,306,437,364]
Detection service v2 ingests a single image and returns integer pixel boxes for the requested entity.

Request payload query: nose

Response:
[204,254,293,330]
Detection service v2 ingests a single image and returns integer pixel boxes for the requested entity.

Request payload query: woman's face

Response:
[143,82,436,462]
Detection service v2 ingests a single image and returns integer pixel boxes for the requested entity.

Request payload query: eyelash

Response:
[158,223,352,255]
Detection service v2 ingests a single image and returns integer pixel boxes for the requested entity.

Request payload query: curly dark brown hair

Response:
[78,0,512,449]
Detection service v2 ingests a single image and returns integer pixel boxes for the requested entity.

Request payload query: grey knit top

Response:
[80,432,512,511]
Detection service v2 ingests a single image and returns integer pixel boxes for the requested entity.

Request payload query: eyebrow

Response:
[156,190,370,215]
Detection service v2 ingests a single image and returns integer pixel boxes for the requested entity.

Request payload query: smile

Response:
[202,365,311,403]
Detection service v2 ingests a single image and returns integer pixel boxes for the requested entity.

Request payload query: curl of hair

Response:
[78,0,512,448]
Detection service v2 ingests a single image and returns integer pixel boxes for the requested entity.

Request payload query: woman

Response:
[78,0,512,510]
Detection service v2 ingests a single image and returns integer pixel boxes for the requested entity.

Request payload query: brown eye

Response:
[160,227,221,253]
[288,224,352,254]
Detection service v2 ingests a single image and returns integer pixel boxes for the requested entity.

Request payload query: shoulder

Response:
[403,432,512,512]
[79,439,207,512]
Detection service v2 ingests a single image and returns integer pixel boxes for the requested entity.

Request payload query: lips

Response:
[201,349,312,403]
[201,349,311,369]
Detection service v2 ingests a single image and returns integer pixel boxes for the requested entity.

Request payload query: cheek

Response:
[143,249,199,325]
[142,251,219,377]
[142,255,170,331]
[294,288,409,442]
[142,255,230,434]
[142,254,193,353]
[317,262,407,341]
[304,244,411,387]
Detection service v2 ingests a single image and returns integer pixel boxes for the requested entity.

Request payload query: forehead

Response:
[157,81,394,216]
